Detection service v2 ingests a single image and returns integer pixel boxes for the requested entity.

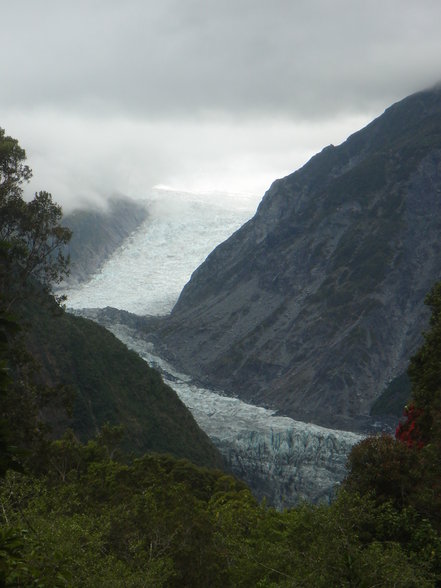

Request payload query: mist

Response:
[7,110,374,213]
[2,1,441,211]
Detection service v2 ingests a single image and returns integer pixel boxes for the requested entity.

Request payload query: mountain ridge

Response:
[141,84,441,431]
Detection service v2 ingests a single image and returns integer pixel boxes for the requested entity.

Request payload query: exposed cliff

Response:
[144,85,441,431]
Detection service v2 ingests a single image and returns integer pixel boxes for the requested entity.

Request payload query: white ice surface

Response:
[64,188,257,315]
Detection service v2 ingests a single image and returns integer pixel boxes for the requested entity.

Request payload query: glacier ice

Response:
[65,188,363,507]
[64,188,257,315]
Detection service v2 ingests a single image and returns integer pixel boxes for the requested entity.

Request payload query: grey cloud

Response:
[3,0,441,211]
[3,0,441,120]
[5,108,371,212]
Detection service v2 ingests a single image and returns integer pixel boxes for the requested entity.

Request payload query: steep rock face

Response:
[63,196,148,283]
[146,86,441,431]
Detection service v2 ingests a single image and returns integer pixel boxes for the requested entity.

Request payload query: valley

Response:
[63,86,441,506]
[65,187,363,506]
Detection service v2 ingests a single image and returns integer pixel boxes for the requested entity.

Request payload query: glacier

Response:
[66,188,364,507]
[75,311,363,508]
[64,187,257,315]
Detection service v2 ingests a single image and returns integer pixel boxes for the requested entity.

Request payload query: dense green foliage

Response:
[342,281,441,575]
[1,437,440,587]
[20,294,223,468]
[0,128,71,308]
[0,127,74,474]
[407,282,441,438]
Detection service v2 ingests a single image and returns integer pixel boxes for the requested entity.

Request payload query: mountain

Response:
[63,196,148,283]
[142,85,441,432]
[20,295,223,469]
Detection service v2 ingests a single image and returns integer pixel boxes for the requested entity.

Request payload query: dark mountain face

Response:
[63,196,148,284]
[145,85,441,432]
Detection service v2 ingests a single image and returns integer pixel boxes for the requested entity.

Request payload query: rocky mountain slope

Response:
[63,196,148,283]
[144,85,441,432]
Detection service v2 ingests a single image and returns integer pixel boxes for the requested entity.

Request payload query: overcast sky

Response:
[2,0,441,211]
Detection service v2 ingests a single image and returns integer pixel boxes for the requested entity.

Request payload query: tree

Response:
[0,308,22,477]
[406,281,441,445]
[0,128,71,308]
[0,128,31,243]
[344,282,441,529]
[344,434,418,509]
[0,129,72,473]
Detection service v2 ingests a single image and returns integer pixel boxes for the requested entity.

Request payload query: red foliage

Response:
[395,404,424,449]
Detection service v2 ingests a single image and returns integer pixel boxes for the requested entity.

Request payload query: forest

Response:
[1,127,441,586]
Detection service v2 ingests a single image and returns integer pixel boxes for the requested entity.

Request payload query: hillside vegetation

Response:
[2,284,441,585]
[21,294,223,468]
